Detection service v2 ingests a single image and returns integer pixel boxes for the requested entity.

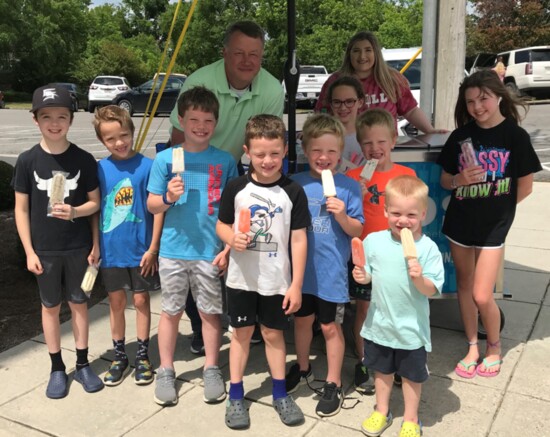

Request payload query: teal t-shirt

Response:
[360,229,444,352]
[170,59,284,162]
[147,145,238,261]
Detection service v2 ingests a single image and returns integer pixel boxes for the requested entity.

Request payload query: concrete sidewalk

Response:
[1,182,549,437]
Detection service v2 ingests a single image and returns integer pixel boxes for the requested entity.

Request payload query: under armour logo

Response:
[237,316,247,322]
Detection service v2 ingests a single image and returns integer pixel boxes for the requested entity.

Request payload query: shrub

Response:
[0,161,15,210]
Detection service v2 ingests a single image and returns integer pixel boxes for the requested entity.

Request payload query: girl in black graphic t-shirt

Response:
[437,70,541,380]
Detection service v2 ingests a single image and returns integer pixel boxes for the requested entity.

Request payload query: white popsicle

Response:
[321,169,336,197]
[400,228,417,259]
[50,173,66,205]
[172,148,185,174]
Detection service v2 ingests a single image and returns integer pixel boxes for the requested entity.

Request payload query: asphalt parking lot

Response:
[0,104,549,181]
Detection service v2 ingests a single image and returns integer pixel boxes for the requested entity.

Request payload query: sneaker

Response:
[362,410,393,436]
[103,359,129,387]
[285,363,314,394]
[74,366,104,393]
[203,366,226,403]
[46,371,68,399]
[273,395,305,426]
[354,363,375,395]
[190,332,205,355]
[250,324,263,344]
[394,374,403,386]
[154,367,177,406]
[225,398,250,429]
[315,382,343,417]
[399,420,422,437]
[134,358,154,385]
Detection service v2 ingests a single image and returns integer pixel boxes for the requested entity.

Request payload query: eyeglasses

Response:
[330,98,358,108]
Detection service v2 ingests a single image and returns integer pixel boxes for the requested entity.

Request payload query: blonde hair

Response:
[93,105,135,140]
[340,31,407,103]
[301,113,345,151]
[385,175,428,211]
[356,108,397,143]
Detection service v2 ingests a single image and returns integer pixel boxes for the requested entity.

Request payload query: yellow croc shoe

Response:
[399,420,422,437]
[361,410,393,436]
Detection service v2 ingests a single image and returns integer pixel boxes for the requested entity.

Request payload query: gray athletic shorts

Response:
[36,248,89,308]
[159,257,223,316]
[101,267,161,293]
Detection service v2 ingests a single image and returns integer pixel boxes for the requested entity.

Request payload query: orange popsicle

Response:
[238,208,251,233]
[351,237,365,267]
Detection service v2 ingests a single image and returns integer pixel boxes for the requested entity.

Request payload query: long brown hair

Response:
[454,70,527,128]
[339,31,407,103]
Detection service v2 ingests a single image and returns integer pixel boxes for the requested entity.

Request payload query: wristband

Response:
[162,192,175,206]
[451,175,458,189]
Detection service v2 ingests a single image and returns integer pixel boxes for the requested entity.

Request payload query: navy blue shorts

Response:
[363,339,429,383]
[294,293,345,324]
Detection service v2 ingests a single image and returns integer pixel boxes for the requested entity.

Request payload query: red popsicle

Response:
[238,208,251,233]
[351,237,365,267]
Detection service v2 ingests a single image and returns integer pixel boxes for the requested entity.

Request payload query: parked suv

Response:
[498,46,550,98]
[50,83,88,112]
[88,75,130,112]
[112,74,186,116]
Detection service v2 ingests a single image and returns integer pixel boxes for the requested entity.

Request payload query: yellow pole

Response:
[135,0,199,152]
[135,0,184,151]
[400,47,423,74]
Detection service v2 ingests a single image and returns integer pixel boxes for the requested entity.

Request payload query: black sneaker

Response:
[250,324,263,344]
[354,363,375,395]
[190,332,205,355]
[315,382,343,417]
[285,363,314,394]
[394,374,402,386]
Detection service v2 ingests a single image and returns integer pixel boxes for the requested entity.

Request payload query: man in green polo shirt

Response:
[169,20,284,163]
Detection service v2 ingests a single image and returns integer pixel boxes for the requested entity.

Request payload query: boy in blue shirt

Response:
[93,105,162,387]
[289,114,364,417]
[353,175,444,437]
[147,86,238,406]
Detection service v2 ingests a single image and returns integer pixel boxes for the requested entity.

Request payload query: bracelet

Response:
[147,250,159,255]
[162,192,175,206]
[451,175,458,189]
[69,207,76,222]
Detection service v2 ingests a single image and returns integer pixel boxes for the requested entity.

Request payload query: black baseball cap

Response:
[31,85,73,113]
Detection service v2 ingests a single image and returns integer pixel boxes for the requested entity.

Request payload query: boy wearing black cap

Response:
[11,85,104,398]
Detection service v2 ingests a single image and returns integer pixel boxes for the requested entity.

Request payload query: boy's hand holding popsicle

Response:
[351,237,372,285]
[167,148,185,203]
[232,208,251,252]
[400,228,423,279]
[322,169,346,217]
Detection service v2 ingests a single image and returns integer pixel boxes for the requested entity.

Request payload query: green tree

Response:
[8,0,91,91]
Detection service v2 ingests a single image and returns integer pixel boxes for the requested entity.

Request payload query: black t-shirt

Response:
[437,118,541,245]
[12,143,99,255]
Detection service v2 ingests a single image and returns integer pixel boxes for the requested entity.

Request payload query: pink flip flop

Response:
[476,358,502,377]
[454,360,478,379]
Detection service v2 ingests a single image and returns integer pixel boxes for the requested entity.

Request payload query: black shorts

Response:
[227,287,290,330]
[101,267,161,293]
[348,261,371,301]
[294,294,345,325]
[363,339,429,383]
[36,248,89,308]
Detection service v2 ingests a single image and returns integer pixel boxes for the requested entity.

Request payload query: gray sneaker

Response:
[273,395,305,426]
[203,366,226,403]
[225,398,250,429]
[154,367,177,406]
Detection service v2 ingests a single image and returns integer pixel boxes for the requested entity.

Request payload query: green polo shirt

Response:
[170,59,284,162]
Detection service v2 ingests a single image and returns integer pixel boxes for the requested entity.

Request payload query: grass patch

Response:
[5,103,31,110]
